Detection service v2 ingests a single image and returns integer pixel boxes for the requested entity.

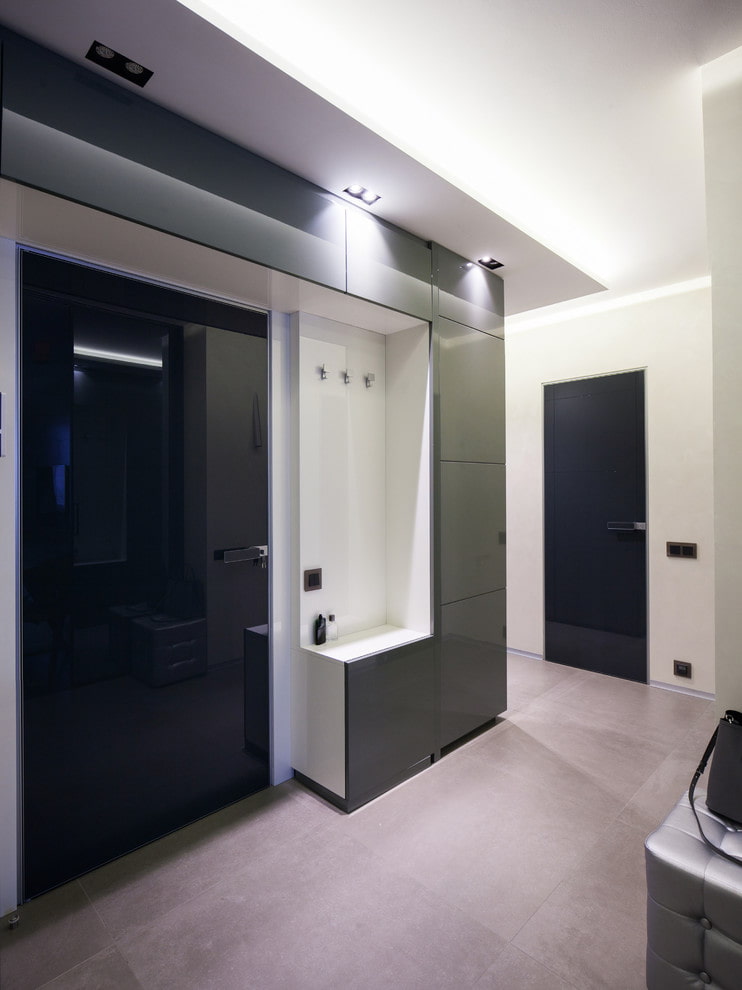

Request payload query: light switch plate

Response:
[304,568,322,592]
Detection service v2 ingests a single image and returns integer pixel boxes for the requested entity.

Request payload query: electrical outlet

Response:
[673,660,692,679]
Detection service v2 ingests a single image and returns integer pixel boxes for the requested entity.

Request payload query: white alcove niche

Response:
[290,311,432,802]
[293,310,431,652]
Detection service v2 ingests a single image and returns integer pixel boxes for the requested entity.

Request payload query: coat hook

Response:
[344,369,353,384]
[319,364,328,380]
[365,373,375,389]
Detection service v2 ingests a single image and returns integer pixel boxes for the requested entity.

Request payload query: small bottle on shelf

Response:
[327,614,338,640]
[314,613,326,645]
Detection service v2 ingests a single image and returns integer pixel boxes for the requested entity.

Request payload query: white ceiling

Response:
[2,0,742,317]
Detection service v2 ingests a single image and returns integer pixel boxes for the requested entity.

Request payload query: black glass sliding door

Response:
[21,253,270,898]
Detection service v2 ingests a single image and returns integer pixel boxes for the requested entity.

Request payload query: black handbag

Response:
[689,709,742,865]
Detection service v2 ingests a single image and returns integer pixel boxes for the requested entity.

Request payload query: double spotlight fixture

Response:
[477,256,503,270]
[461,257,504,271]
[86,41,154,87]
[344,184,382,206]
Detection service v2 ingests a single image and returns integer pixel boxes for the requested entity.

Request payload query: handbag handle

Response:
[688,712,742,866]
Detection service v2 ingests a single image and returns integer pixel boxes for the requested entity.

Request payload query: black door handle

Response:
[213,545,268,563]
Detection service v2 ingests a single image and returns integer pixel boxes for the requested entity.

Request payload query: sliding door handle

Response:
[606,521,646,532]
[214,545,268,563]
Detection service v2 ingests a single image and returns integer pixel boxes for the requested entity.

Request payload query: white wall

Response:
[293,314,431,646]
[295,314,388,644]
[385,325,431,633]
[704,46,742,713]
[506,284,715,694]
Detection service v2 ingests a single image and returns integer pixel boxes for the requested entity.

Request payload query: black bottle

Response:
[314,613,327,645]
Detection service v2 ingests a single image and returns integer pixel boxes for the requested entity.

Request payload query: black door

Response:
[21,252,270,898]
[544,371,646,682]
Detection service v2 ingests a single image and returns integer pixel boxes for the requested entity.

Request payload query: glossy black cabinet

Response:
[346,638,436,811]
[440,591,506,747]
[439,318,505,463]
[294,637,437,813]
[440,462,506,604]
[346,210,433,320]
[435,247,506,749]
[436,246,504,335]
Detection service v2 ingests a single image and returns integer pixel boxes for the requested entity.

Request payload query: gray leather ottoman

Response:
[645,792,742,989]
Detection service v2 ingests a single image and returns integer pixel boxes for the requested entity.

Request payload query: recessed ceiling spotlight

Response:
[344,184,381,206]
[85,40,154,88]
[478,256,504,271]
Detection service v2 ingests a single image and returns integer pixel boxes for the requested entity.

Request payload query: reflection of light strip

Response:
[73,345,163,368]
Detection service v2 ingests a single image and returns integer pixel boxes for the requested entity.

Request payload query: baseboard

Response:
[650,679,715,701]
[507,648,543,661]
[506,654,714,700]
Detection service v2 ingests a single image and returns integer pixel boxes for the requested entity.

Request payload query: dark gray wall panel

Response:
[441,590,506,747]
[1,33,346,289]
[346,637,436,810]
[4,113,346,289]
[436,245,504,335]
[439,318,505,463]
[440,462,505,603]
[346,209,432,319]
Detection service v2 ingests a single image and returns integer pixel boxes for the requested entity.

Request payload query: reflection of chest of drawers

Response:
[130,615,207,686]
[107,604,155,671]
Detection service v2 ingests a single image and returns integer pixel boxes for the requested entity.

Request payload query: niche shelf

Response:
[302,624,429,663]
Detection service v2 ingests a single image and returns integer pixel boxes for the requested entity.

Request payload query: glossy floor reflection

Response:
[0,655,715,990]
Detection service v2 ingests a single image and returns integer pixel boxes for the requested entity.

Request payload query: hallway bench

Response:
[645,792,742,989]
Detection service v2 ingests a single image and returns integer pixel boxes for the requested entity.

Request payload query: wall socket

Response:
[673,660,692,679]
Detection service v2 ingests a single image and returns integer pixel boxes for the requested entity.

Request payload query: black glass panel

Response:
[21,253,270,898]
[544,371,646,682]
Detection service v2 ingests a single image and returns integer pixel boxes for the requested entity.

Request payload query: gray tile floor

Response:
[0,654,716,989]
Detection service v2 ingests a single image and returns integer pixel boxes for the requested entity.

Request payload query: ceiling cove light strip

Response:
[506,276,712,334]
